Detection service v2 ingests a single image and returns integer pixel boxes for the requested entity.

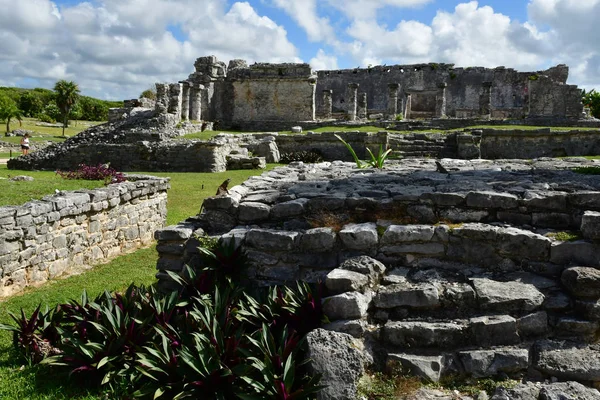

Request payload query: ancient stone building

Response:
[154,56,583,130]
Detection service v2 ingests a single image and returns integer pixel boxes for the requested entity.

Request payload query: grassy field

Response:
[0,165,277,399]
[0,117,103,145]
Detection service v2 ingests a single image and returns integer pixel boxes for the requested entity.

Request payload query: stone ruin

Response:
[155,158,600,399]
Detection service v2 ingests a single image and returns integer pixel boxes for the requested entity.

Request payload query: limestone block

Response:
[0,240,20,256]
[561,266,600,299]
[421,192,466,206]
[543,292,571,311]
[299,227,336,252]
[380,243,446,256]
[338,223,378,250]
[458,348,529,378]
[555,317,599,336]
[244,190,280,204]
[439,208,489,223]
[307,196,347,212]
[271,199,307,219]
[531,212,571,229]
[323,319,367,338]
[522,190,568,211]
[381,225,436,244]
[325,269,369,295]
[339,255,386,283]
[245,229,299,251]
[471,278,545,312]
[469,315,520,346]
[581,211,600,241]
[382,267,410,285]
[496,227,551,261]
[383,320,467,348]
[322,291,371,320]
[443,283,476,305]
[305,329,365,400]
[466,191,518,209]
[238,202,270,222]
[388,353,445,382]
[538,382,600,400]
[517,311,548,337]
[374,282,440,309]
[154,225,194,241]
[550,241,600,267]
[534,340,600,381]
[202,195,240,211]
[569,191,600,209]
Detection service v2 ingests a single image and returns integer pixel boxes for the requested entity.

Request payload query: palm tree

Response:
[54,80,80,137]
[0,96,23,135]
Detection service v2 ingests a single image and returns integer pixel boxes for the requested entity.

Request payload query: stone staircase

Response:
[388,132,458,158]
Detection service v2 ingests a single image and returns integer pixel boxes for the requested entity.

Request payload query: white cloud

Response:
[309,49,339,70]
[270,0,337,43]
[326,0,433,20]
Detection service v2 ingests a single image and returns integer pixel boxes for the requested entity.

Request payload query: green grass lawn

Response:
[0,117,103,145]
[0,165,277,399]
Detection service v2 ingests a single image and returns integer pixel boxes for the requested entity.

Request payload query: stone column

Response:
[181,82,190,121]
[387,83,399,118]
[479,81,492,119]
[168,83,183,117]
[357,93,367,119]
[322,90,333,119]
[346,83,359,121]
[436,83,447,118]
[189,84,203,121]
[154,83,169,114]
[405,94,412,120]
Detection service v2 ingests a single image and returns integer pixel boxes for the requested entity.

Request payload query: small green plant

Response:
[573,166,600,175]
[280,150,324,164]
[334,133,365,168]
[545,231,581,241]
[366,145,392,169]
[395,113,404,121]
[528,74,539,81]
[450,71,457,79]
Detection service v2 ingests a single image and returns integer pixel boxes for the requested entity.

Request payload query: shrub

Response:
[36,112,55,123]
[279,150,324,164]
[1,242,325,399]
[395,113,403,121]
[56,163,126,185]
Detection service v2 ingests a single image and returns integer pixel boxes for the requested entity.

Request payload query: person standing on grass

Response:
[20,133,30,155]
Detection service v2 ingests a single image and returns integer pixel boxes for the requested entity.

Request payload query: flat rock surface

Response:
[534,340,600,382]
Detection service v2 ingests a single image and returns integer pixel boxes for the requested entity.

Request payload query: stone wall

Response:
[0,176,170,297]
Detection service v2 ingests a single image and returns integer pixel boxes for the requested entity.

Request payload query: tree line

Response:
[0,81,124,134]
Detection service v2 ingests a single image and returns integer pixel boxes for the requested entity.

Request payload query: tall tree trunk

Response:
[62,114,66,137]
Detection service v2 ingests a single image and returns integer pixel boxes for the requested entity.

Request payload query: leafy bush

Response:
[582,89,600,119]
[1,241,325,399]
[36,112,55,123]
[56,163,126,185]
[279,150,324,164]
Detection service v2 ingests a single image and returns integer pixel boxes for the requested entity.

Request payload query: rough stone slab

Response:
[388,353,445,382]
[338,223,378,250]
[323,291,371,320]
[532,212,572,229]
[305,329,365,400]
[238,202,271,222]
[466,191,518,209]
[439,208,489,223]
[569,191,600,209]
[577,299,600,321]
[382,267,410,285]
[299,227,336,252]
[307,195,346,212]
[154,225,194,241]
[450,223,499,241]
[380,243,446,256]
[471,278,545,312]
[325,268,369,295]
[469,315,520,346]
[522,190,568,211]
[421,192,466,206]
[517,311,548,337]
[496,227,551,261]
[339,255,386,283]
[458,348,529,378]
[556,317,599,336]
[550,241,600,267]
[201,195,240,211]
[561,266,600,299]
[582,211,600,241]
[374,282,440,309]
[380,225,436,244]
[245,229,299,251]
[534,340,600,381]
[322,319,367,338]
[538,382,600,400]
[383,320,467,348]
[270,198,307,219]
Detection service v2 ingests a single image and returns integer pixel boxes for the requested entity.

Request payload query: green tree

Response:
[19,91,44,117]
[139,87,156,100]
[0,95,23,134]
[582,89,600,119]
[54,80,80,136]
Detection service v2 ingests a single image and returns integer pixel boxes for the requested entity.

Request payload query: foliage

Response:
[36,112,56,123]
[42,102,61,122]
[573,165,600,175]
[545,231,582,242]
[279,150,324,164]
[19,91,46,118]
[395,113,403,121]
[1,239,324,400]
[334,133,366,168]
[335,134,391,169]
[582,89,600,119]
[54,80,81,136]
[56,163,126,185]
[357,367,422,400]
[139,88,157,100]
[0,94,23,133]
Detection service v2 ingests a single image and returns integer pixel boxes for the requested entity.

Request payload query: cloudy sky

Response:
[1,0,598,100]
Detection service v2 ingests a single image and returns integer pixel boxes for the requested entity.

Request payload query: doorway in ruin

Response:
[405,90,437,119]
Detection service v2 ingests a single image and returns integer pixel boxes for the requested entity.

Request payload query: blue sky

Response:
[0,0,598,99]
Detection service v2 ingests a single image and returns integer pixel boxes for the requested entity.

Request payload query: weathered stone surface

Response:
[388,353,445,382]
[538,382,600,400]
[201,195,240,211]
[270,198,307,219]
[374,282,440,309]
[466,191,518,209]
[338,223,378,250]
[517,311,548,337]
[154,225,193,241]
[325,268,369,294]
[299,227,336,252]
[380,225,436,244]
[581,211,600,241]
[534,341,600,381]
[550,241,600,267]
[471,278,545,312]
[339,255,386,283]
[470,315,520,346]
[322,292,371,320]
[555,317,599,336]
[237,202,270,222]
[383,320,467,348]
[245,229,299,251]
[458,348,529,378]
[496,227,551,261]
[561,266,600,299]
[323,319,367,338]
[380,243,446,256]
[305,329,365,400]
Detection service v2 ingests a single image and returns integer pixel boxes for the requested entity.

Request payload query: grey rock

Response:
[325,268,369,294]
[561,266,600,299]
[581,211,600,241]
[305,329,365,400]
[466,191,518,209]
[383,320,467,348]
[338,223,378,250]
[539,381,600,400]
[471,278,545,312]
[154,225,195,241]
[555,317,599,336]
[382,267,410,285]
[323,319,368,338]
[388,353,445,382]
[270,198,307,219]
[469,315,520,346]
[380,242,446,256]
[491,383,541,400]
[374,282,440,309]
[380,225,436,244]
[299,227,336,252]
[577,299,600,321]
[517,311,548,337]
[339,255,386,284]
[322,291,371,320]
[458,348,529,378]
[550,241,600,267]
[245,229,299,251]
[534,340,600,381]
[496,227,552,261]
[238,202,270,222]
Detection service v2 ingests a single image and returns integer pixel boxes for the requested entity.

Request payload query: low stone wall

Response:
[0,175,170,297]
